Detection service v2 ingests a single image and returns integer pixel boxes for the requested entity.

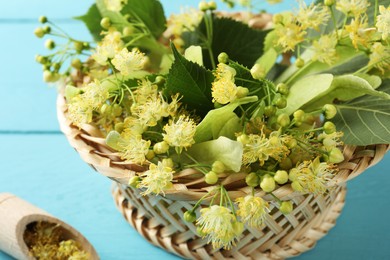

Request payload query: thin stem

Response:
[374,0,378,25]
[284,60,315,85]
[330,7,340,40]
[204,11,216,69]
[270,192,282,203]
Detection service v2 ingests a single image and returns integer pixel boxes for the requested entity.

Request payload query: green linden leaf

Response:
[184,45,203,66]
[185,136,243,172]
[254,48,278,76]
[74,4,103,41]
[184,16,269,69]
[332,79,390,145]
[194,96,258,143]
[164,43,214,117]
[106,131,125,151]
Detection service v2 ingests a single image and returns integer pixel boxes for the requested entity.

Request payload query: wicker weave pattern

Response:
[112,183,346,260]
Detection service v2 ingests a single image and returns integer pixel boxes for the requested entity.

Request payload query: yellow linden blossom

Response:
[163,116,196,149]
[376,5,390,40]
[236,195,269,228]
[345,16,375,49]
[318,131,344,151]
[311,34,338,65]
[369,43,390,74]
[275,22,306,52]
[104,0,127,12]
[290,157,335,195]
[197,205,243,249]
[296,2,330,30]
[133,79,159,104]
[267,131,290,162]
[165,8,203,36]
[335,0,369,18]
[82,80,110,108]
[111,48,147,76]
[92,30,124,65]
[67,96,94,127]
[131,95,167,127]
[242,134,269,165]
[122,117,145,137]
[211,78,238,104]
[139,161,174,195]
[118,134,151,164]
[214,63,237,81]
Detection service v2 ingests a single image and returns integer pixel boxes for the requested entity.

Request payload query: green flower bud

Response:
[205,171,218,185]
[260,174,276,193]
[277,113,291,127]
[199,1,209,11]
[155,76,165,86]
[279,157,293,170]
[52,62,61,72]
[237,134,250,145]
[100,104,111,114]
[324,121,336,134]
[71,58,82,69]
[43,25,51,34]
[112,104,123,117]
[232,221,244,235]
[83,42,90,49]
[212,161,226,174]
[279,201,293,214]
[35,55,46,64]
[323,104,337,119]
[276,83,289,95]
[295,58,305,68]
[274,170,289,184]
[245,172,259,187]
[34,27,45,38]
[217,52,229,64]
[291,181,303,192]
[146,150,155,160]
[323,137,337,149]
[236,87,249,98]
[43,70,59,83]
[289,168,298,181]
[250,64,266,80]
[273,14,284,24]
[74,41,84,53]
[293,109,305,122]
[123,26,134,37]
[162,158,174,168]
[284,138,297,149]
[264,105,276,117]
[44,39,55,50]
[153,141,170,154]
[115,123,124,133]
[208,1,217,10]
[39,16,48,23]
[100,17,111,29]
[328,147,344,163]
[129,176,141,188]
[274,96,287,109]
[324,0,335,6]
[183,211,196,222]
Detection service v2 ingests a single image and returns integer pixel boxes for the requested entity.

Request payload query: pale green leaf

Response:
[185,137,243,172]
[254,48,278,75]
[332,79,390,145]
[194,96,258,142]
[106,131,125,151]
[184,46,203,66]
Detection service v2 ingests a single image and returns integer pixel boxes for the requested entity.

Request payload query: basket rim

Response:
[57,93,389,201]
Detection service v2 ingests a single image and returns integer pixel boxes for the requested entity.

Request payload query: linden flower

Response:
[122,117,145,137]
[336,0,369,18]
[290,157,335,195]
[345,16,375,49]
[131,96,167,127]
[369,43,390,74]
[197,205,243,249]
[376,5,390,40]
[111,48,147,76]
[166,8,203,36]
[104,0,127,12]
[163,116,196,149]
[267,131,290,162]
[311,34,338,65]
[296,2,330,30]
[318,131,344,151]
[139,161,175,195]
[92,30,124,65]
[82,80,110,108]
[67,97,94,127]
[214,63,237,81]
[275,22,306,52]
[118,135,151,164]
[211,78,238,104]
[236,195,270,228]
[242,134,269,165]
[133,79,159,104]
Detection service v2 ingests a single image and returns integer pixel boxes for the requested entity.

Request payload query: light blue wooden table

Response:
[0,1,389,259]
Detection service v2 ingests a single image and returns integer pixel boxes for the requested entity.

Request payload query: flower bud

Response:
[236,87,249,98]
[323,104,337,119]
[273,14,284,24]
[250,64,266,79]
[324,0,335,6]
[279,201,293,214]
[128,176,141,188]
[123,26,134,37]
[115,123,124,133]
[274,170,289,184]
[34,27,45,38]
[277,113,291,127]
[208,1,217,10]
[71,58,82,69]
[289,168,298,181]
[279,157,293,170]
[276,83,289,95]
[328,147,344,163]
[199,1,209,11]
[43,25,51,34]
[212,161,226,173]
[100,17,111,29]
[112,104,123,117]
[162,158,174,168]
[43,70,60,83]
[295,58,305,68]
[274,96,287,109]
[245,172,259,187]
[260,174,276,193]
[74,41,84,53]
[293,109,305,122]
[39,16,48,23]
[44,39,55,50]
[217,52,229,63]
[237,134,250,145]
[153,141,170,154]
[264,106,276,117]
[183,211,196,222]
[291,181,303,192]
[205,171,219,185]
[232,221,244,236]
[324,121,336,134]
[146,150,155,160]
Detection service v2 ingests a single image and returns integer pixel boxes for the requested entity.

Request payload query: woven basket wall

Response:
[57,93,389,259]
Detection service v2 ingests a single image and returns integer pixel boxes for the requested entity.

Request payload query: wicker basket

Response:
[57,90,388,259]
